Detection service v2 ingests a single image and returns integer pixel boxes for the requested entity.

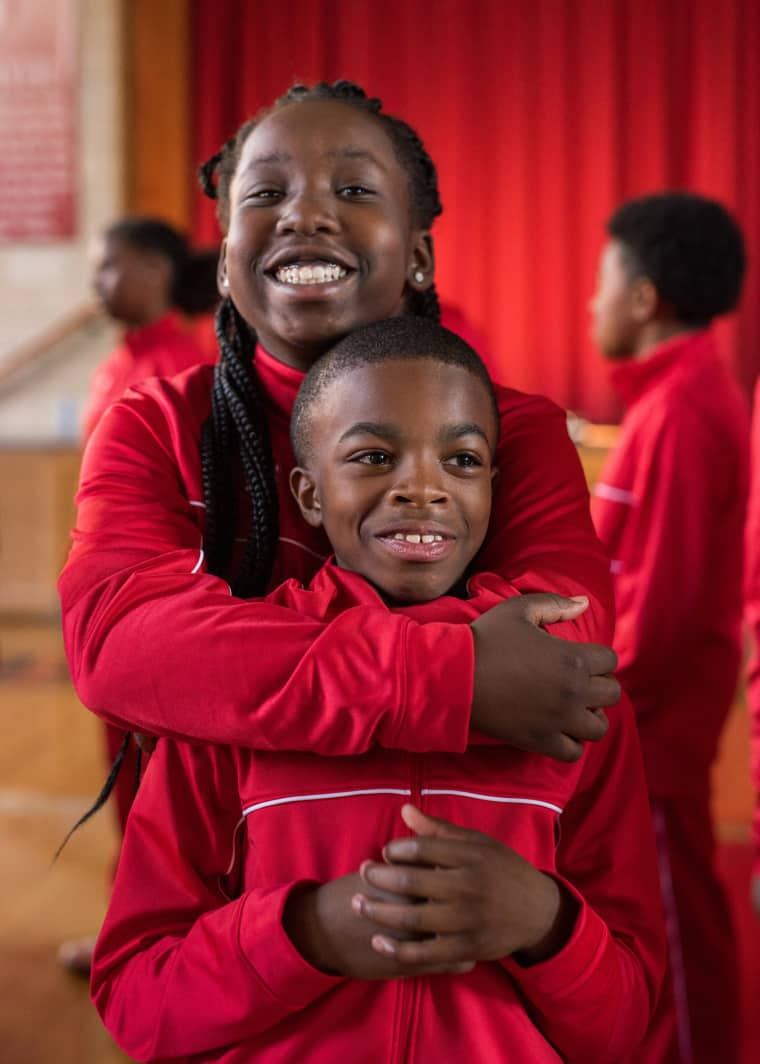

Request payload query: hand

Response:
[752,873,760,919]
[354,805,577,968]
[470,593,620,761]
[282,870,473,980]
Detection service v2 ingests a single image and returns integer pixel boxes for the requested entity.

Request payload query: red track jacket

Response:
[744,378,760,873]
[592,331,749,797]
[81,311,214,441]
[91,563,663,1063]
[60,344,614,752]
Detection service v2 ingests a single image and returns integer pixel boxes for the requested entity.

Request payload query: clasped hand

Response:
[283,805,574,980]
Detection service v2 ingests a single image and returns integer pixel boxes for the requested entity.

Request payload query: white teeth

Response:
[391,532,445,544]
[275,262,347,285]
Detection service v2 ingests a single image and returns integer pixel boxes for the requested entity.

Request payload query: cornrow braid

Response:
[198,81,443,596]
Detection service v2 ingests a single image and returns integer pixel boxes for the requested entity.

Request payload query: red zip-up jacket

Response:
[81,311,214,442]
[59,344,613,753]
[91,563,664,1064]
[744,378,760,873]
[591,331,749,797]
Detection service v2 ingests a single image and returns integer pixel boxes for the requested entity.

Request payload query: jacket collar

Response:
[609,329,715,408]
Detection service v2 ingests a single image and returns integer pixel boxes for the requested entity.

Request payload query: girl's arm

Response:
[59,379,614,755]
[91,739,341,1060]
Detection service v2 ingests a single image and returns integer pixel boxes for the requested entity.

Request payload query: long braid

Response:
[199,80,444,597]
[201,299,279,597]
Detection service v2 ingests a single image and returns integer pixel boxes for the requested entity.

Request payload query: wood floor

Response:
[0,618,757,1063]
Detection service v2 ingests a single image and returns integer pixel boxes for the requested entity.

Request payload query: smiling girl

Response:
[58,82,643,1055]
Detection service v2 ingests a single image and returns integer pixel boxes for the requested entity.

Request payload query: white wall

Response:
[0,0,124,442]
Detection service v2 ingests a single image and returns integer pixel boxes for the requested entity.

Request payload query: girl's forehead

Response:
[236,100,399,174]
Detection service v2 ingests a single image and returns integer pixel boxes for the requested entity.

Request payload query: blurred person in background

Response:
[590,191,748,1064]
[59,216,218,976]
[82,216,219,438]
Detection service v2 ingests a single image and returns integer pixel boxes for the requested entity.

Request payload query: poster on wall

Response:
[0,0,78,242]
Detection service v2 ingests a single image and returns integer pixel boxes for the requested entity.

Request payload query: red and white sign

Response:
[0,0,79,241]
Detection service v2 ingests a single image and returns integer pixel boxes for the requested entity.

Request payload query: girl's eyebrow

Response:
[327,148,384,166]
[246,148,384,168]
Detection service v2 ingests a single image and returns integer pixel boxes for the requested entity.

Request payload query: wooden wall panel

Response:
[124,0,192,230]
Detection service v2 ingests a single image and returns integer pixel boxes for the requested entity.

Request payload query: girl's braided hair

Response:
[198,80,443,598]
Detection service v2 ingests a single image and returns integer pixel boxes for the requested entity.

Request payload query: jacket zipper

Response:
[392,753,423,1062]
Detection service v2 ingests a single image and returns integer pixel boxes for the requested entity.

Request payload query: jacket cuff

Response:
[500,877,608,1001]
[238,882,343,1009]
[397,620,474,753]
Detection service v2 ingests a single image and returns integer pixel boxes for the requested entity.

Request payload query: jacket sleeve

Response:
[502,693,665,1061]
[745,382,760,875]
[600,407,726,711]
[91,739,342,1061]
[479,391,614,646]
[59,391,472,755]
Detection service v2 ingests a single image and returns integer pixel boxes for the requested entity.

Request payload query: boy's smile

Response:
[221,100,433,371]
[290,358,498,603]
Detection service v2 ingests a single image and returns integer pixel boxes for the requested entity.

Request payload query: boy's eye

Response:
[353,450,393,466]
[446,453,484,469]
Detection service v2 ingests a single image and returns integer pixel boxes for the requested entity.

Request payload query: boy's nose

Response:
[389,463,449,506]
[275,191,340,236]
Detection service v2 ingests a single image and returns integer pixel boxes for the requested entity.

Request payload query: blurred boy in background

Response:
[590,191,748,1064]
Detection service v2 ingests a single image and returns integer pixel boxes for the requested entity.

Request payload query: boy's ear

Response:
[289,467,323,527]
[631,276,659,322]
[408,231,435,290]
[217,239,230,298]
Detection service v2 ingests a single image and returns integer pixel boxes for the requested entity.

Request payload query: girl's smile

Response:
[220,99,433,371]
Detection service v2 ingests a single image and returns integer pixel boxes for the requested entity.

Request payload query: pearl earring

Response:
[413,270,425,283]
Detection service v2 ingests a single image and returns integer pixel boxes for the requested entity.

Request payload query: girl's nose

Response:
[275,191,340,236]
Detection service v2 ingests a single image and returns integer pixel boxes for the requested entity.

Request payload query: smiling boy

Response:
[91,316,664,1063]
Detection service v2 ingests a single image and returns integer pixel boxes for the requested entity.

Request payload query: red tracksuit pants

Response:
[631,795,740,1064]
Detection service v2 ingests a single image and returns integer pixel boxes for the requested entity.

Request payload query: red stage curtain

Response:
[190,0,760,422]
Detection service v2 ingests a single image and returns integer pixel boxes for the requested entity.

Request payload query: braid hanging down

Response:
[199,80,444,598]
[201,299,279,598]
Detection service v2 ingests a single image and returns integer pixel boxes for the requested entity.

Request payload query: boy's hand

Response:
[470,593,619,761]
[353,805,577,968]
[282,870,473,980]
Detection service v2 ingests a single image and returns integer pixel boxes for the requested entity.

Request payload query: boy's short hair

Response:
[291,316,499,465]
[607,192,745,326]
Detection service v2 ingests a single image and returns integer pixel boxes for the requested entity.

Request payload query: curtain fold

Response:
[190,0,760,421]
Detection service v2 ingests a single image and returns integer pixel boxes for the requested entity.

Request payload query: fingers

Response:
[517,592,589,628]
[353,894,464,936]
[576,642,619,680]
[400,803,471,840]
[370,931,479,969]
[585,673,620,708]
